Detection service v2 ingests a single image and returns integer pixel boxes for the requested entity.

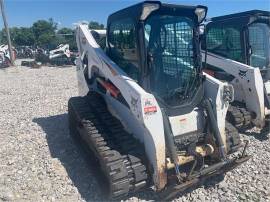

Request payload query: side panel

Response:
[76,57,89,96]
[75,24,167,190]
[105,93,167,190]
[203,73,231,151]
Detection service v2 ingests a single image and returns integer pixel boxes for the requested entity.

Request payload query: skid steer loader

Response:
[0,44,16,68]
[68,1,250,199]
[202,10,270,132]
[35,44,75,66]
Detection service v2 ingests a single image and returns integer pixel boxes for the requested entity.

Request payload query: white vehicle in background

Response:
[35,44,75,66]
[49,44,71,60]
[203,10,270,132]
[0,44,16,68]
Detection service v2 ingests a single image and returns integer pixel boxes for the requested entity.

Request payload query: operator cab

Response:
[204,10,270,71]
[107,1,207,115]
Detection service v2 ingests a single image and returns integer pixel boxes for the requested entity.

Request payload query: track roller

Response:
[227,105,252,131]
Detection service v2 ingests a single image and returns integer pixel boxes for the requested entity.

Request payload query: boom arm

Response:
[75,24,168,190]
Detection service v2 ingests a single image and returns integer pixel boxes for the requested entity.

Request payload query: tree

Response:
[0,18,86,51]
[32,18,57,48]
[13,27,35,46]
[89,21,105,30]
[0,28,7,44]
[37,33,55,48]
[0,27,34,46]
[57,27,73,35]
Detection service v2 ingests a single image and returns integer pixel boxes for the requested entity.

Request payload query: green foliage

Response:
[0,19,104,51]
[57,27,73,35]
[89,21,105,30]
[0,28,7,44]
[32,18,57,48]
[14,27,35,46]
[0,18,58,49]
[0,27,35,46]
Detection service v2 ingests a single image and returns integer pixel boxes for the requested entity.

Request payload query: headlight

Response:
[195,7,207,23]
[141,3,160,20]
[223,85,234,103]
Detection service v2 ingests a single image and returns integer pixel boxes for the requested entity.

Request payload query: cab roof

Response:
[107,1,207,26]
[210,10,270,22]
[206,10,270,29]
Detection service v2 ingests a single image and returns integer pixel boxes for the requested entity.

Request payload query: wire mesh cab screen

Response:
[145,15,200,106]
[248,22,270,69]
[206,25,244,63]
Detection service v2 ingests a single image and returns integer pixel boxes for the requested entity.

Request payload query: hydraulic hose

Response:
[161,109,182,181]
[204,99,226,160]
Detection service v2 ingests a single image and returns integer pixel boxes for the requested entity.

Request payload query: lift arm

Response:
[202,50,265,128]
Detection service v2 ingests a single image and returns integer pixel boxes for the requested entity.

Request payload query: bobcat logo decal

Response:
[130,96,139,113]
[239,70,247,78]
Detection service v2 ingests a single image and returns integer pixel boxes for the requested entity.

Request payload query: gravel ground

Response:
[0,61,269,201]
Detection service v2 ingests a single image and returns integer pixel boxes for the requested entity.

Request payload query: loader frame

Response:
[73,1,250,199]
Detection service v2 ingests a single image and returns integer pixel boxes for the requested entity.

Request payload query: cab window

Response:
[206,25,244,63]
[248,22,270,68]
[108,18,140,82]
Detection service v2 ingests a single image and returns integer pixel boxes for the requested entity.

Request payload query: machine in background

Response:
[203,10,270,132]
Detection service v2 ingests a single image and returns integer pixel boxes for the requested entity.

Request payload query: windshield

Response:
[248,22,270,69]
[145,15,200,106]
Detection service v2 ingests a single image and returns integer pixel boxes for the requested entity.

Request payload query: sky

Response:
[0,0,270,29]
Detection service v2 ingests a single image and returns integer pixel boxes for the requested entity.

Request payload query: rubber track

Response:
[68,93,148,199]
[225,121,241,154]
[227,105,252,131]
